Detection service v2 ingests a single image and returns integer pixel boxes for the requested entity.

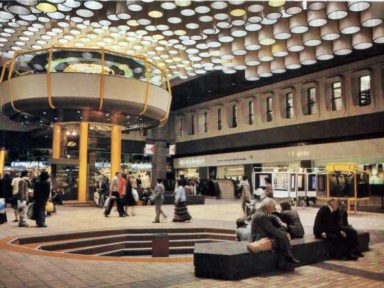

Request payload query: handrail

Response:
[99,48,105,110]
[139,57,151,115]
[46,47,55,109]
[2,46,172,127]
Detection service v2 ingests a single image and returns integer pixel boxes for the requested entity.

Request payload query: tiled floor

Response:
[0,199,383,288]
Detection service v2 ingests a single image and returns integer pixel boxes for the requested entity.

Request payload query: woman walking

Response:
[123,176,137,216]
[33,171,51,228]
[172,180,191,222]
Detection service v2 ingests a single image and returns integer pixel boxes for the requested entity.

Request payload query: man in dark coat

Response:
[313,198,358,260]
[279,201,304,239]
[33,171,51,227]
[251,198,299,271]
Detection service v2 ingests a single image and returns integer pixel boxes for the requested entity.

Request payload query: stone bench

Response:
[194,232,370,280]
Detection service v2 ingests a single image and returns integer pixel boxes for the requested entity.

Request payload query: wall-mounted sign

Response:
[169,144,176,156]
[10,161,47,169]
[95,162,152,171]
[145,144,155,155]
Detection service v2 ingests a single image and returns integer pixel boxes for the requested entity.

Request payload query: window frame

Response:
[331,81,343,111]
[248,101,254,125]
[358,75,371,107]
[285,92,294,119]
[266,96,273,122]
[218,108,222,130]
[204,111,208,133]
[307,87,317,115]
[232,104,238,128]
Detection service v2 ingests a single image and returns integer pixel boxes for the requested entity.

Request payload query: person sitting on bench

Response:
[313,198,358,260]
[251,198,299,270]
[335,200,364,258]
[279,201,304,239]
[236,218,251,241]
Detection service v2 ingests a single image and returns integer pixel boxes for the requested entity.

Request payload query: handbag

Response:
[45,201,54,213]
[104,196,111,208]
[132,189,139,202]
[0,198,5,214]
[27,202,35,220]
[246,237,273,253]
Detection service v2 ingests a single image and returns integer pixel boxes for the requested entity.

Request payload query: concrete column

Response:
[0,149,5,177]
[78,122,88,202]
[148,125,169,188]
[110,125,122,179]
[52,124,61,159]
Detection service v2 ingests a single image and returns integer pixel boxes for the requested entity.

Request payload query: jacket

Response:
[251,210,288,242]
[152,183,165,203]
[313,205,341,238]
[281,210,305,238]
[33,180,51,205]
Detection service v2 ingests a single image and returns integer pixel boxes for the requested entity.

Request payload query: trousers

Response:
[154,201,166,222]
[105,192,125,216]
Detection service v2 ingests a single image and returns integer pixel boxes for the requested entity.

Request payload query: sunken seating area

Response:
[12,228,235,257]
[194,232,370,280]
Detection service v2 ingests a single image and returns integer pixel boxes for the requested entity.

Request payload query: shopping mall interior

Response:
[0,1,383,287]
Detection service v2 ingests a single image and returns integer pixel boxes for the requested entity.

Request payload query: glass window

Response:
[190,114,195,135]
[267,96,273,122]
[204,111,208,133]
[218,108,222,130]
[331,81,343,111]
[248,101,254,125]
[307,87,317,115]
[359,75,371,106]
[177,117,183,137]
[232,104,238,128]
[285,92,294,119]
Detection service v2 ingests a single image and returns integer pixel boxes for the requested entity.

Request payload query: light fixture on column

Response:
[268,1,285,8]
[316,41,334,60]
[220,42,234,60]
[259,46,273,62]
[231,26,247,38]
[232,37,247,55]
[272,40,288,57]
[361,3,384,27]
[271,57,286,73]
[340,12,361,34]
[320,21,340,40]
[234,55,246,70]
[303,27,321,46]
[348,1,371,12]
[352,27,373,49]
[285,53,301,69]
[327,1,348,20]
[307,9,327,27]
[308,1,326,11]
[218,31,234,43]
[273,18,291,40]
[211,1,228,10]
[284,2,303,15]
[264,5,282,20]
[290,12,309,34]
[259,25,275,45]
[245,51,260,66]
[333,34,352,55]
[245,66,259,81]
[245,22,262,32]
[36,2,58,13]
[247,2,263,23]
[287,33,304,52]
[257,62,272,78]
[245,33,261,51]
[373,24,384,44]
[300,47,317,65]
[207,34,221,48]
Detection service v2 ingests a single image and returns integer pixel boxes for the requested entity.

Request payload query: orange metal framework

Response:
[0,46,172,124]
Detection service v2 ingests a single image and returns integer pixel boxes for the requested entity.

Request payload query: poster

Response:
[297,174,304,190]
[273,173,289,191]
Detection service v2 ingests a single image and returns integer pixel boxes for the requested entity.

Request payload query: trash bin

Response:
[152,233,169,257]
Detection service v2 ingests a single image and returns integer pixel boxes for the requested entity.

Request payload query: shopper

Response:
[33,171,51,228]
[104,172,125,217]
[279,201,304,239]
[313,198,358,260]
[97,175,108,208]
[123,176,137,216]
[236,218,251,241]
[152,178,167,223]
[17,170,29,227]
[251,198,299,271]
[264,177,273,198]
[172,180,191,222]
[240,175,251,217]
[0,174,8,224]
[11,173,21,223]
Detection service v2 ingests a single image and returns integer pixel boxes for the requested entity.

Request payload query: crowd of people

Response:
[0,170,54,228]
[236,174,364,272]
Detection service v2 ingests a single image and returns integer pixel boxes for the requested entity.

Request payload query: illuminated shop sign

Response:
[10,161,47,169]
[179,158,205,167]
[95,162,152,170]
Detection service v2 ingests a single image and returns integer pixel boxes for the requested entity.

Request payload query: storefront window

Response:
[331,81,343,111]
[248,101,254,125]
[359,75,371,106]
[232,104,238,128]
[307,87,317,115]
[286,92,294,119]
[267,96,273,122]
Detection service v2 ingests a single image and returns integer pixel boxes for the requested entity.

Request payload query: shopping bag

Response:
[104,196,111,208]
[27,202,35,220]
[246,237,273,253]
[17,200,27,211]
[0,198,5,214]
[132,189,139,202]
[46,201,54,213]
